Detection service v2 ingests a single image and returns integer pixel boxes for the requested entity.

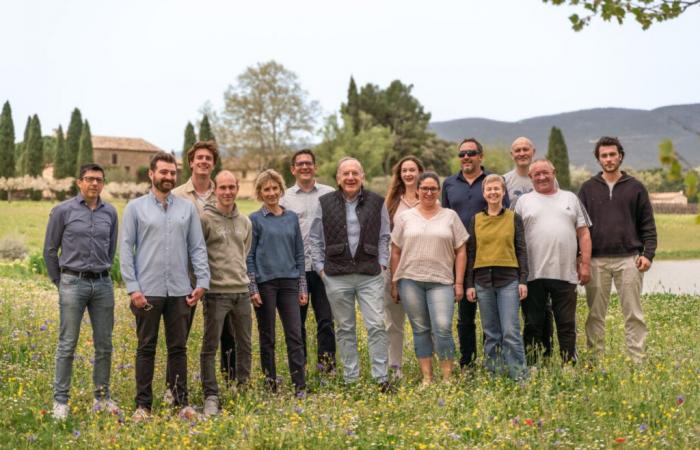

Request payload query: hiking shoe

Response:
[203,396,219,416]
[132,407,151,423]
[93,398,122,415]
[53,402,69,420]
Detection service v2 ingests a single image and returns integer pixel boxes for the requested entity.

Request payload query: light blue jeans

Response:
[397,279,455,360]
[476,280,526,380]
[323,272,388,383]
[54,273,114,404]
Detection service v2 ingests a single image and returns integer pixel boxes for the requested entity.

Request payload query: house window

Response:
[112,153,118,164]
[125,166,130,173]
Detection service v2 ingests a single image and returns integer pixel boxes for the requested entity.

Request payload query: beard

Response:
[154,178,174,193]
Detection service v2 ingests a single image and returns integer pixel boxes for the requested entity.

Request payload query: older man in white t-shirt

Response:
[514,159,592,364]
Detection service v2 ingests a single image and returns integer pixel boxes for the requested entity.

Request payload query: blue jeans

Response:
[54,273,114,404]
[323,272,388,383]
[476,280,526,379]
[398,279,455,360]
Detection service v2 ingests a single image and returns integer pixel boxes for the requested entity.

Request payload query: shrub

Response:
[27,251,47,275]
[0,235,28,260]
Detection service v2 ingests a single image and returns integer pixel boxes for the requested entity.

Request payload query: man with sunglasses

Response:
[121,151,210,421]
[44,163,119,420]
[280,149,336,374]
[442,138,510,370]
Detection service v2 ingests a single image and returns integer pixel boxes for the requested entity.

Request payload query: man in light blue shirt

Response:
[308,157,393,391]
[120,151,209,421]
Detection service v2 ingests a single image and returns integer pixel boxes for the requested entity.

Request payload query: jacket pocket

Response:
[326,243,346,256]
[363,243,378,256]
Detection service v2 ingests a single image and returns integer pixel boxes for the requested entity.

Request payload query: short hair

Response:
[187,140,219,165]
[482,173,506,192]
[528,158,556,175]
[150,151,177,171]
[594,136,625,159]
[254,169,286,202]
[336,157,363,176]
[214,170,238,188]
[511,136,535,150]
[458,137,483,153]
[417,172,440,189]
[78,163,105,180]
[291,148,316,166]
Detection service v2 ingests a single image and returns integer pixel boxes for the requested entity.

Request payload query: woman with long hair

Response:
[383,156,424,378]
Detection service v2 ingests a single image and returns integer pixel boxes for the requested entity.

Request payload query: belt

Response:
[61,269,110,279]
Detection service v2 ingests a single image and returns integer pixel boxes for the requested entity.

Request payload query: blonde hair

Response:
[254,169,286,202]
[482,174,506,192]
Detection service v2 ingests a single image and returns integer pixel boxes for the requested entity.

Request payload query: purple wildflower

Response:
[638,423,648,432]
[72,430,81,438]
[676,395,685,406]
[437,398,445,407]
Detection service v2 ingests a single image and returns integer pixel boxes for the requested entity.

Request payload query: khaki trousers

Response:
[585,256,647,363]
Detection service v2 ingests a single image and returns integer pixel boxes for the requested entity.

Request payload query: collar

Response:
[184,177,215,195]
[456,167,488,184]
[291,181,318,193]
[75,193,103,209]
[261,205,286,216]
[481,206,507,216]
[148,189,174,206]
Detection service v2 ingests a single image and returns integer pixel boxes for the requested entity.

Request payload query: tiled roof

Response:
[92,135,164,153]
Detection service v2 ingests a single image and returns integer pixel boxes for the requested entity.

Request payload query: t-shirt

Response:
[503,169,533,203]
[514,189,591,284]
[390,208,469,285]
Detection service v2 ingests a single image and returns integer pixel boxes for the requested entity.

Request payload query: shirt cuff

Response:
[247,272,259,297]
[126,281,142,295]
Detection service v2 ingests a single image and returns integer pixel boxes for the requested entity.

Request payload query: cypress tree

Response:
[546,126,571,190]
[198,114,221,177]
[0,101,15,178]
[181,121,196,182]
[342,76,361,134]
[65,108,83,178]
[75,120,94,176]
[53,126,68,178]
[16,116,32,175]
[26,115,44,177]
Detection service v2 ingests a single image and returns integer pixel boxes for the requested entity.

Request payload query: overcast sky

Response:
[2,0,699,152]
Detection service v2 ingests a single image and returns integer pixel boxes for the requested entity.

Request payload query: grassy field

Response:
[1,200,698,260]
[0,276,698,448]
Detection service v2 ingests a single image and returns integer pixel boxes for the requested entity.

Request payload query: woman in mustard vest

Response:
[466,174,528,380]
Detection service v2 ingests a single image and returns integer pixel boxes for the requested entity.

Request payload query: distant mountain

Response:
[429,104,700,169]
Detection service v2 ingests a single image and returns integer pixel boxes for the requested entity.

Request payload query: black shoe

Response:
[379,381,396,394]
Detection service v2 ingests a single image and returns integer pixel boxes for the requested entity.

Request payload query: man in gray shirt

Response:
[280,149,336,373]
[503,136,536,203]
[43,163,119,420]
[309,157,392,391]
[121,151,210,421]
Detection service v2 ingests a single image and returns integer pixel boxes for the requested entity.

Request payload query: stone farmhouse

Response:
[92,135,164,177]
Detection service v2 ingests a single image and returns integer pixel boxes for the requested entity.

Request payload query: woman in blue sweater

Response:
[247,169,308,394]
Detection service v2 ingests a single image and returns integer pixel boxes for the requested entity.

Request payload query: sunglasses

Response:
[458,150,481,158]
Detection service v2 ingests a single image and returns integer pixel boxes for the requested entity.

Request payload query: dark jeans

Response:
[457,297,478,367]
[523,279,578,363]
[131,296,190,409]
[201,293,252,398]
[255,278,306,390]
[181,302,237,382]
[301,271,336,369]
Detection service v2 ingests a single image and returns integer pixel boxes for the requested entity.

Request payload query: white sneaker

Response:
[93,398,122,415]
[132,407,151,423]
[203,396,219,416]
[53,402,69,420]
[162,388,174,406]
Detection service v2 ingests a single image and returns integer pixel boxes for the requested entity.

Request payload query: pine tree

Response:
[53,125,68,178]
[546,126,571,190]
[0,101,15,178]
[75,120,94,176]
[341,76,361,134]
[16,116,31,175]
[198,114,221,177]
[26,115,44,177]
[181,121,196,182]
[65,108,83,178]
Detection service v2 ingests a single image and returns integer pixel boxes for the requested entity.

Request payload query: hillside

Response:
[429,104,700,169]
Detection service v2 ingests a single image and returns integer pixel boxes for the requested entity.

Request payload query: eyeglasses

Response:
[81,176,105,184]
[419,186,440,193]
[294,161,314,167]
[458,150,481,158]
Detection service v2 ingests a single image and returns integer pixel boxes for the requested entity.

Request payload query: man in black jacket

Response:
[578,136,657,364]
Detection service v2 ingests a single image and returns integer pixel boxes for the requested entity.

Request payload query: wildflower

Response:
[638,423,648,432]
[39,324,47,331]
[676,395,685,406]
[448,433,460,441]
[437,398,445,407]
[524,418,534,426]
[72,430,81,438]
[511,416,520,426]
[294,406,303,414]
[614,437,625,443]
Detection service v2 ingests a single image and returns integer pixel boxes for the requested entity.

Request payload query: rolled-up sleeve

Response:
[309,205,326,274]
[187,204,210,290]
[43,206,65,286]
[120,203,141,294]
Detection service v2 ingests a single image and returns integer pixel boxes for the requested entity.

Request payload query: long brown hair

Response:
[385,155,424,226]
